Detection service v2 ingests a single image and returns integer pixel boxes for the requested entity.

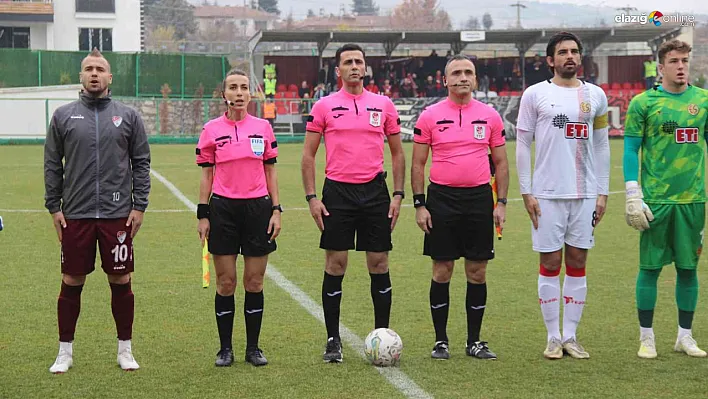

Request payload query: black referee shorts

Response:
[208,193,276,257]
[320,172,392,252]
[423,182,495,262]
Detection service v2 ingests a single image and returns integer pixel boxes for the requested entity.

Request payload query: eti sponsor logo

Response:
[614,10,695,27]
[564,296,586,305]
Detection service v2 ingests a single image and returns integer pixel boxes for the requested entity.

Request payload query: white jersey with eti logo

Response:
[516,80,610,199]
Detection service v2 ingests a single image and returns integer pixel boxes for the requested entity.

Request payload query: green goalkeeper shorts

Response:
[640,203,706,270]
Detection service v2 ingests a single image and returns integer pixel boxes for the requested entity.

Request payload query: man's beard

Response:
[555,64,576,79]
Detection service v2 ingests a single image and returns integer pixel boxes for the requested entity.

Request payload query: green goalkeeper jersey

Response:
[624,85,708,204]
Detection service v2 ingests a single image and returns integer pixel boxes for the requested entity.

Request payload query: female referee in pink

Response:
[196,68,281,367]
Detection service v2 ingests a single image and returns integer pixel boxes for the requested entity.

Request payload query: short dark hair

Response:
[546,31,583,59]
[444,54,474,76]
[658,40,691,64]
[335,44,365,66]
[222,68,248,91]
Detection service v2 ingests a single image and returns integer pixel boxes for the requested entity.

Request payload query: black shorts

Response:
[423,182,494,261]
[208,193,276,257]
[320,173,392,252]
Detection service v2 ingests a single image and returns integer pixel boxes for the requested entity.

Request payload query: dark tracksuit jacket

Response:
[44,92,151,219]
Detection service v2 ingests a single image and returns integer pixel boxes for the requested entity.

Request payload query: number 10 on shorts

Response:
[111,244,132,263]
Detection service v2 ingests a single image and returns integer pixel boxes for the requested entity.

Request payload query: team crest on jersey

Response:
[369,111,382,127]
[580,102,591,113]
[473,124,486,140]
[117,231,127,244]
[112,116,123,127]
[688,104,699,116]
[250,137,265,156]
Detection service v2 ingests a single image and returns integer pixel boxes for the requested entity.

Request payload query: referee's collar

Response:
[444,97,475,110]
[220,113,252,126]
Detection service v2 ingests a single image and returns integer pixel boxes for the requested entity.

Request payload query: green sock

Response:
[676,268,698,329]
[636,269,661,328]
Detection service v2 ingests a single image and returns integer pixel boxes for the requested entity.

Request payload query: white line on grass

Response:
[150,169,433,399]
[0,191,624,214]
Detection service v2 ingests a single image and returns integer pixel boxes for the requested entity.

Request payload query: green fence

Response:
[0,49,229,98]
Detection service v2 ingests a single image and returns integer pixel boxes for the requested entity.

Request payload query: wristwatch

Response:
[305,194,317,202]
[497,197,507,205]
[272,204,283,212]
[393,191,405,199]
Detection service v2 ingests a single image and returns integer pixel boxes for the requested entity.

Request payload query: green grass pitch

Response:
[1,140,706,398]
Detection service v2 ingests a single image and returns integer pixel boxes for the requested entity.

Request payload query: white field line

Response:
[150,169,433,399]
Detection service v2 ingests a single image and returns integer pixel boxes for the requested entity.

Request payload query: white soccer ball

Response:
[364,328,403,367]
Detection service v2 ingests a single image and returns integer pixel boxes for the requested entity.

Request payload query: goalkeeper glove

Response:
[625,181,654,231]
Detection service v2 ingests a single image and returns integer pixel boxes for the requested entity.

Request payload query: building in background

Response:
[0,0,142,52]
[194,5,277,39]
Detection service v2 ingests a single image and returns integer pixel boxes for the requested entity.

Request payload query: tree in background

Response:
[144,0,198,40]
[482,12,493,30]
[390,0,451,31]
[259,0,280,16]
[147,25,184,52]
[352,0,379,16]
[465,16,480,30]
[307,9,316,18]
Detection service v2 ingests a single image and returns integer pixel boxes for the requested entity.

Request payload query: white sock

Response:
[678,327,692,340]
[59,341,73,356]
[562,275,587,342]
[640,327,654,339]
[118,340,132,353]
[538,274,561,341]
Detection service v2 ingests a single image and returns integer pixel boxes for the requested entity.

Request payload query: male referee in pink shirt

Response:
[301,43,406,363]
[411,54,509,360]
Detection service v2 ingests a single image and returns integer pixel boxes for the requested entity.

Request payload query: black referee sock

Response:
[430,280,450,343]
[466,282,487,344]
[322,272,344,339]
[244,290,264,349]
[215,293,235,351]
[370,272,392,329]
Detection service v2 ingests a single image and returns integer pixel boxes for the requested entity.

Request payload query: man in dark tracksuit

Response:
[44,48,151,373]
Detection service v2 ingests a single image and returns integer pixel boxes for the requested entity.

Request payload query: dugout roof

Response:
[248,25,683,55]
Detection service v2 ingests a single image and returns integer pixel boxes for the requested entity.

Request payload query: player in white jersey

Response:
[515,31,610,360]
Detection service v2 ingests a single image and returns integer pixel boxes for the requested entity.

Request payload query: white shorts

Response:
[531,198,597,252]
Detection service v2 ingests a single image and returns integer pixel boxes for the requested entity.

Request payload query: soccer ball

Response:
[364,328,403,367]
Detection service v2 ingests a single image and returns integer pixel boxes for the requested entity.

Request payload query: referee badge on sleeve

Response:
[369,111,382,127]
[473,124,486,140]
[250,137,265,156]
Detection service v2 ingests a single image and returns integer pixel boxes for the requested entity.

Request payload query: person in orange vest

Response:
[263,98,276,127]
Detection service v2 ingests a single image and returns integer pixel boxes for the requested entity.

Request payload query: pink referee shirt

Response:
[306,88,401,184]
[414,98,505,187]
[196,113,278,199]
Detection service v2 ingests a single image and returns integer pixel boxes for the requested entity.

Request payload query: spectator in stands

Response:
[263,98,276,127]
[400,77,416,98]
[299,81,311,98]
[478,59,490,93]
[424,75,437,97]
[313,83,326,100]
[644,57,657,90]
[434,70,445,96]
[381,79,393,98]
[494,58,507,92]
[318,64,327,85]
[365,80,379,94]
[300,93,311,131]
[512,59,522,91]
[327,59,337,92]
[526,54,545,86]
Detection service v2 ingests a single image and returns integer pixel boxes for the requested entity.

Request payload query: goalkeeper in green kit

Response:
[624,39,708,359]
